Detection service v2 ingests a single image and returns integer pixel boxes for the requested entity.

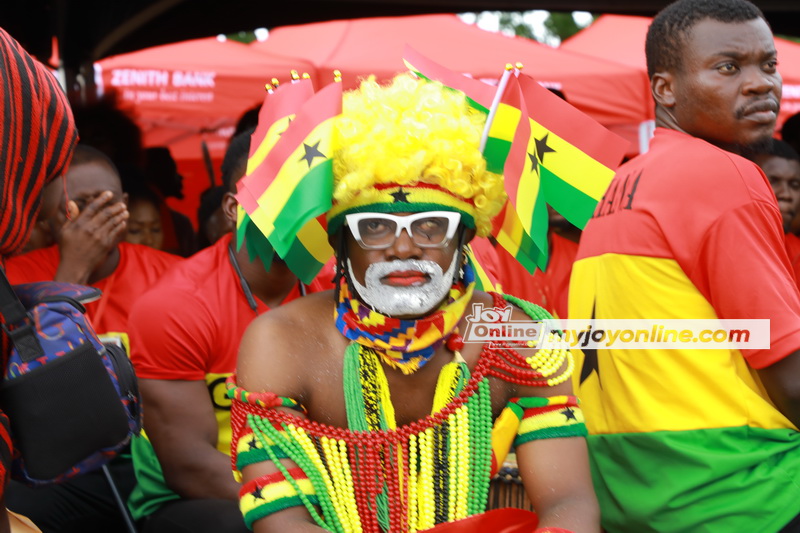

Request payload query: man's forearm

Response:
[162,446,241,501]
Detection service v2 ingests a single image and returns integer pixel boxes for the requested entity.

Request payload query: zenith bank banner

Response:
[106,68,218,105]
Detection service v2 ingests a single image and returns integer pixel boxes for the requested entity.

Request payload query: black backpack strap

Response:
[0,268,44,362]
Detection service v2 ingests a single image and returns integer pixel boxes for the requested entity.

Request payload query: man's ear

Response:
[651,72,676,108]
[221,192,238,224]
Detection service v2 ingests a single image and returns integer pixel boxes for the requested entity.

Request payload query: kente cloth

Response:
[334,264,475,373]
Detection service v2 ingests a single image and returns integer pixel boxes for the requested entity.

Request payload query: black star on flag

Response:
[391,188,410,203]
[535,133,556,164]
[527,151,538,174]
[251,487,265,500]
[278,117,293,137]
[248,437,258,450]
[562,407,577,421]
[299,140,326,168]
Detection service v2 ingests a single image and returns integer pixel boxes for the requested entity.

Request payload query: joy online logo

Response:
[463,303,552,344]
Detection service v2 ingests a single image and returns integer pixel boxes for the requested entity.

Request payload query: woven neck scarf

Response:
[335,264,475,374]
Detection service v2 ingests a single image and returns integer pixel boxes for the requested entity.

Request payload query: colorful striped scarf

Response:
[334,265,475,374]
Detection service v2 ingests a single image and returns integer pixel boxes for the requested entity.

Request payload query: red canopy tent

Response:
[250,14,654,155]
[561,14,800,135]
[95,37,316,225]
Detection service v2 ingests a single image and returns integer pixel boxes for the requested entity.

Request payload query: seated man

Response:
[126,130,334,533]
[229,75,598,532]
[751,139,800,281]
[4,144,181,533]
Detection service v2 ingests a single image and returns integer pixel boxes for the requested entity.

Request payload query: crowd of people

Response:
[1,0,800,532]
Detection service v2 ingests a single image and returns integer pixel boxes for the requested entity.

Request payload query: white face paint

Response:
[347,253,459,317]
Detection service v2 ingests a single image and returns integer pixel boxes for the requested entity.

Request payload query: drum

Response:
[486,453,535,513]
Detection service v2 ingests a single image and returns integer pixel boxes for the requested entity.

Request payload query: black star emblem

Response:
[579,347,601,388]
[277,117,293,137]
[299,140,326,168]
[562,407,577,421]
[527,151,538,174]
[579,304,601,388]
[248,437,258,450]
[390,188,410,203]
[251,487,264,500]
[534,133,556,164]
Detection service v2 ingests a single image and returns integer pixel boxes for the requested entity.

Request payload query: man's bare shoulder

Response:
[237,290,339,396]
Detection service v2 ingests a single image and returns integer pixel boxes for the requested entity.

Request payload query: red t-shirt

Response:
[493,232,578,319]
[786,232,800,285]
[128,233,332,382]
[5,242,181,337]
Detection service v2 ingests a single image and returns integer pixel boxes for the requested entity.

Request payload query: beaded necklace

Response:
[334,265,475,375]
[231,292,575,532]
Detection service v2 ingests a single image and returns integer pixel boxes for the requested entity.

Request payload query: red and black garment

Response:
[0,26,78,487]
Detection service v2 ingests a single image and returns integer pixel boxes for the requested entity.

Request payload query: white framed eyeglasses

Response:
[345,211,462,250]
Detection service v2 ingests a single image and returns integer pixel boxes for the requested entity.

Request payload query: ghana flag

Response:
[235,79,317,268]
[514,72,628,230]
[402,45,519,174]
[236,80,342,283]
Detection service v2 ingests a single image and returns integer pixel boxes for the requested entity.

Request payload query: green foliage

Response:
[226,31,256,44]
[543,12,587,42]
[494,11,595,45]
[498,12,536,41]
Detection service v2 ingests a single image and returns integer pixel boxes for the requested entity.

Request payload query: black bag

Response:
[0,270,141,486]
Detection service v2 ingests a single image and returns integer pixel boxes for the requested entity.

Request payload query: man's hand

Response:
[54,191,128,284]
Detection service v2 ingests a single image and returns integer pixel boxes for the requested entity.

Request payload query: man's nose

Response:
[387,228,422,259]
[743,66,779,95]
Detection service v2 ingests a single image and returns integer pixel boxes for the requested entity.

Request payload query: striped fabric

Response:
[571,129,800,532]
[0,27,78,490]
[0,28,77,259]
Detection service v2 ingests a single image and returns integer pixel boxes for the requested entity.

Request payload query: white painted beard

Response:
[347,254,459,317]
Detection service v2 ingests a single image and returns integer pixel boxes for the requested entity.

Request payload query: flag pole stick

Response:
[479,63,515,152]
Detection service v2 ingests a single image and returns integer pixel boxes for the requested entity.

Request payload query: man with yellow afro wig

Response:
[228,73,599,533]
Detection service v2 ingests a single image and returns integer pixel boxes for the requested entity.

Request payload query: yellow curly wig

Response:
[327,73,507,238]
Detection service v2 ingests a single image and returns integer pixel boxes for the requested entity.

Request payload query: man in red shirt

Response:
[5,144,181,532]
[751,139,800,282]
[127,130,333,533]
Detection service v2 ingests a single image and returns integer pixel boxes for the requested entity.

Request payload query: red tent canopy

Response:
[251,14,653,154]
[561,14,800,134]
[95,37,316,224]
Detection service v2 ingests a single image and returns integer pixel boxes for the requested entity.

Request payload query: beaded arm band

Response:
[239,466,320,529]
[513,395,587,447]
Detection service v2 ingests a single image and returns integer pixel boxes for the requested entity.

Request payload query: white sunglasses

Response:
[345,211,462,250]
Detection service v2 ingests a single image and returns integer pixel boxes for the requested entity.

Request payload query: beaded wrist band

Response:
[239,466,319,529]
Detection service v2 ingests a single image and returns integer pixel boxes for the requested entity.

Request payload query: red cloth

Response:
[0,27,79,494]
[5,242,181,335]
[786,232,800,285]
[421,508,538,532]
[129,233,332,381]
[0,29,78,259]
[494,232,578,319]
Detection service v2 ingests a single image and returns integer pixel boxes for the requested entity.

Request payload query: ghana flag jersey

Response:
[570,128,800,532]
